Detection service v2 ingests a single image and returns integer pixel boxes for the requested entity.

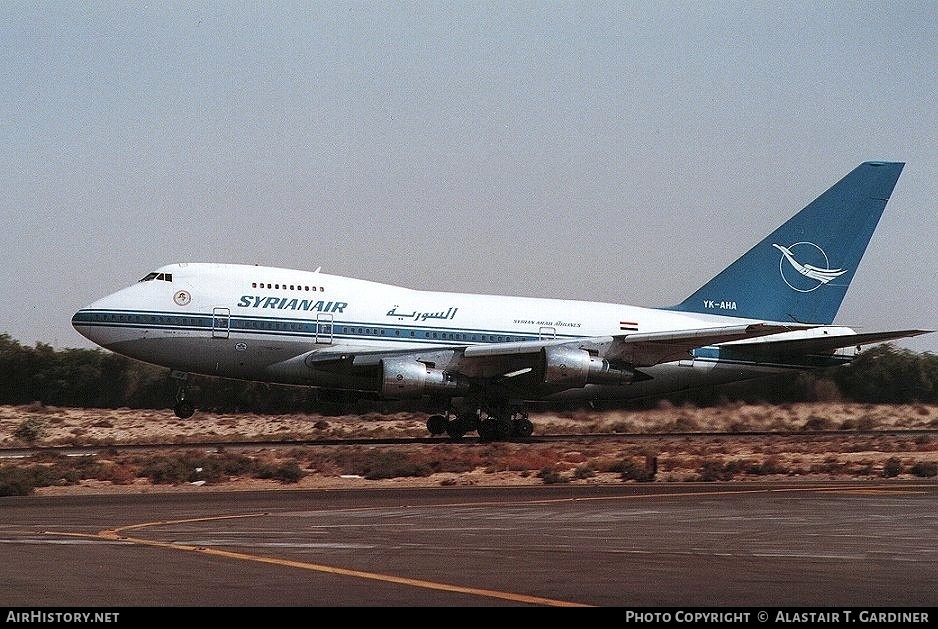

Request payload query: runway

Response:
[1,481,936,608]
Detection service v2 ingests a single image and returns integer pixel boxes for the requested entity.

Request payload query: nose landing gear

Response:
[172,371,195,419]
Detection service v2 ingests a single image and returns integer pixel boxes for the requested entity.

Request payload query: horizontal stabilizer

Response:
[726,329,932,358]
[604,323,816,367]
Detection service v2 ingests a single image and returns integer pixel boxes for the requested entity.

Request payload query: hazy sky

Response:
[2,1,936,354]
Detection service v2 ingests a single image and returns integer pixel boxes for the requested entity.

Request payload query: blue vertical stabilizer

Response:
[666,161,904,324]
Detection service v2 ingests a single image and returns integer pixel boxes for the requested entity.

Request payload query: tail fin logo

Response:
[772,243,848,293]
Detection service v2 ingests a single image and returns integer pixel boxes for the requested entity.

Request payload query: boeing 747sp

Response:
[72,161,930,440]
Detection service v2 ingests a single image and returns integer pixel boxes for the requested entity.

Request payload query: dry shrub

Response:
[810,456,844,475]
[605,457,655,481]
[537,467,569,484]
[256,460,305,483]
[479,445,566,473]
[97,462,136,485]
[607,420,635,433]
[802,415,832,431]
[22,402,54,414]
[302,450,345,476]
[696,460,735,482]
[668,415,700,432]
[560,450,589,464]
[909,461,938,477]
[14,418,46,442]
[333,448,432,479]
[856,415,877,431]
[882,457,902,478]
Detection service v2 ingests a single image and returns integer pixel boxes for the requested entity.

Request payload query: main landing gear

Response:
[172,371,195,419]
[426,405,534,442]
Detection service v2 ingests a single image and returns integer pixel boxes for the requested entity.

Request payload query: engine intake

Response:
[380,357,469,398]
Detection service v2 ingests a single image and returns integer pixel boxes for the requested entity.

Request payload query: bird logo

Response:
[773,242,848,292]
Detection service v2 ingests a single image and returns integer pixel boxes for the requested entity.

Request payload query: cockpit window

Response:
[138,272,173,282]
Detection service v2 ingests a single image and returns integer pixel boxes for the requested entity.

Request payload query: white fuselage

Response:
[72,262,855,402]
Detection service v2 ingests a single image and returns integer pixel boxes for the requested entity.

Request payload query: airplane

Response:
[72,161,930,441]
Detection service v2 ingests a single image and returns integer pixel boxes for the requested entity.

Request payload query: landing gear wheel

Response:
[493,417,513,441]
[445,420,466,440]
[477,417,497,442]
[426,414,447,435]
[174,400,195,419]
[514,416,534,438]
[172,371,194,419]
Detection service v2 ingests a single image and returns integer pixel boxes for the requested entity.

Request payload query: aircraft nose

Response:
[71,294,119,348]
[71,306,97,344]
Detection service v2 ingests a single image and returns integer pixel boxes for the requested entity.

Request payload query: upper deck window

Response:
[253,281,323,291]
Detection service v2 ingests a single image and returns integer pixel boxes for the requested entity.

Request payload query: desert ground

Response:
[2,402,937,495]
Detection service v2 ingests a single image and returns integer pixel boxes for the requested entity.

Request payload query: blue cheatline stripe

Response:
[71,309,582,347]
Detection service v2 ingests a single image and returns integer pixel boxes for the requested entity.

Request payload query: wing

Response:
[268,322,816,395]
[457,322,811,368]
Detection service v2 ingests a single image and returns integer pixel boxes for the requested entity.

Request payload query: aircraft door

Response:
[316,313,333,345]
[539,326,556,340]
[212,307,230,339]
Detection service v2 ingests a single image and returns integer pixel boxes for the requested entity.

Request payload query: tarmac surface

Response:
[2,481,936,609]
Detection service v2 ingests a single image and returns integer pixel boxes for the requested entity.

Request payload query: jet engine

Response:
[541,346,635,386]
[380,357,469,398]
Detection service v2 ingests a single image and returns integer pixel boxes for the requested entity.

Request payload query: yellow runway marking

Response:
[821,489,926,495]
[56,513,590,607]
